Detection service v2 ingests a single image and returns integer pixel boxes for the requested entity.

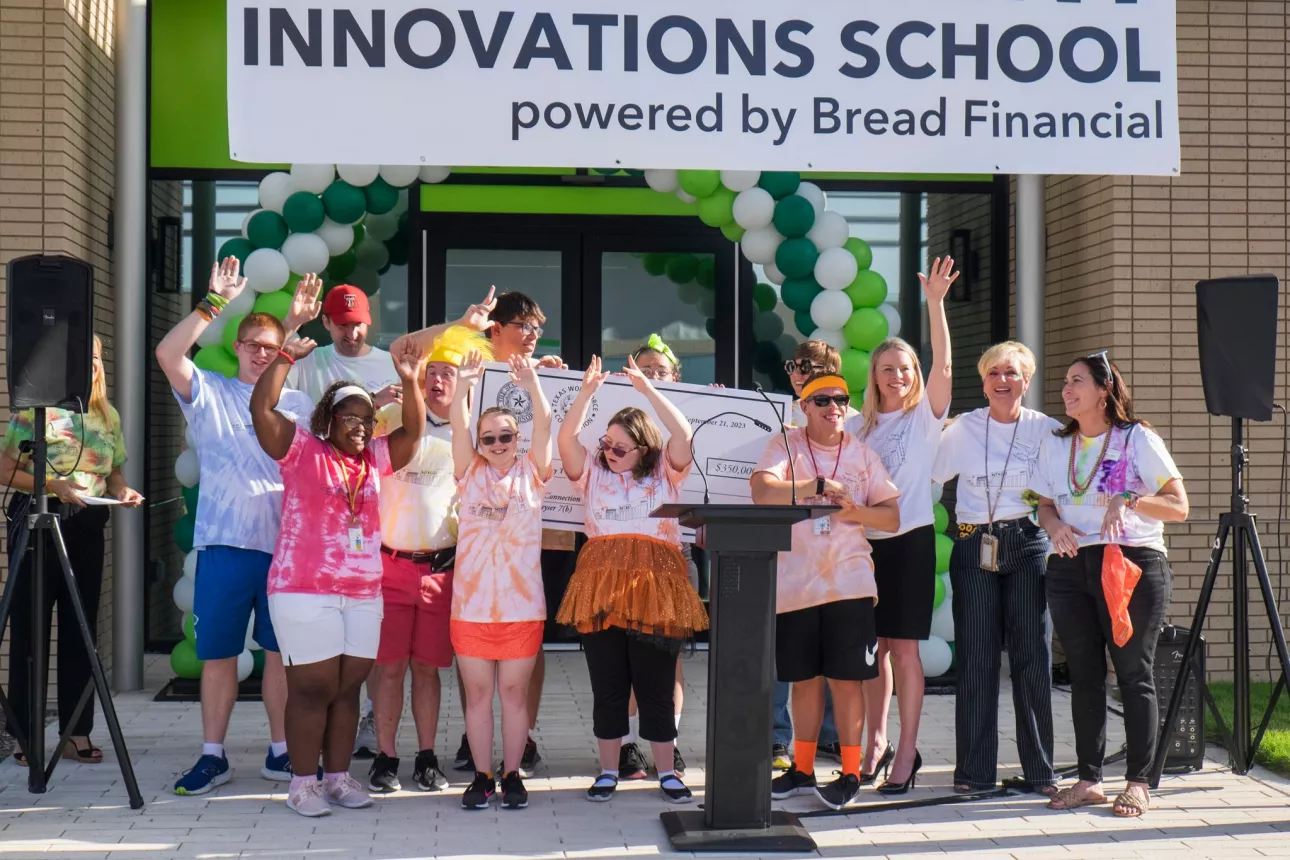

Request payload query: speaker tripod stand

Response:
[0,408,143,808]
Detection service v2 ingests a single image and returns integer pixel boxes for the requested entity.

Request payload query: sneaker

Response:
[352,709,377,759]
[412,749,448,791]
[286,778,332,817]
[672,747,686,778]
[519,736,541,777]
[771,743,793,771]
[453,733,474,771]
[261,748,292,782]
[174,753,231,796]
[618,742,648,780]
[818,741,842,763]
[368,752,401,793]
[659,773,693,804]
[326,772,375,809]
[586,773,618,802]
[500,771,529,809]
[770,764,818,800]
[462,772,495,809]
[817,772,862,810]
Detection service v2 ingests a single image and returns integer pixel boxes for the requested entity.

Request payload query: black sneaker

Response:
[367,753,401,793]
[453,733,474,771]
[817,772,862,810]
[519,736,541,777]
[659,773,693,804]
[770,765,818,800]
[672,747,686,778]
[500,771,528,809]
[618,742,648,780]
[586,773,618,802]
[818,741,842,763]
[461,772,495,809]
[412,749,448,792]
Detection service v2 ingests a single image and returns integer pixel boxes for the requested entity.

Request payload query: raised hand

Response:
[581,355,610,394]
[918,256,960,303]
[509,354,541,392]
[284,272,324,331]
[282,336,318,362]
[209,256,248,301]
[372,382,403,409]
[623,354,654,393]
[457,349,485,388]
[461,286,498,332]
[391,337,423,381]
[536,355,568,370]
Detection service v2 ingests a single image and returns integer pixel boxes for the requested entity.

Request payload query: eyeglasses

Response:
[1088,349,1112,376]
[600,436,640,459]
[637,366,675,381]
[334,414,376,431]
[238,340,282,356]
[479,432,516,446]
[808,395,851,408]
[785,359,827,376]
[505,321,544,339]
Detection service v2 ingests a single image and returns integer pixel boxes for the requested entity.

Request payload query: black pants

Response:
[5,495,109,742]
[950,518,1056,790]
[1046,544,1171,784]
[582,627,678,743]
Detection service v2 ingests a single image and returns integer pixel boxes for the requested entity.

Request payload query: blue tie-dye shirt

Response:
[175,369,314,555]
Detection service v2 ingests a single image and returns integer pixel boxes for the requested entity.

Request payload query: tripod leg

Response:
[46,523,145,810]
[45,684,94,786]
[0,525,32,755]
[1251,675,1285,770]
[1246,523,1290,772]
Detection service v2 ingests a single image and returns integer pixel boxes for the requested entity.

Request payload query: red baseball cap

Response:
[322,285,371,326]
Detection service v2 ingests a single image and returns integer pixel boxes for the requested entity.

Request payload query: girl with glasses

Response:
[448,350,553,811]
[555,355,708,804]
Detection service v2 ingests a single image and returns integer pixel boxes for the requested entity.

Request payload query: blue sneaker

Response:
[262,747,292,782]
[174,753,230,795]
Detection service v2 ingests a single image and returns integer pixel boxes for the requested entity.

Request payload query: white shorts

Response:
[268,593,384,666]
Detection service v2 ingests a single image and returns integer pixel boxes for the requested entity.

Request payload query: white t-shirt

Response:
[286,344,399,402]
[175,369,314,555]
[848,396,949,538]
[1030,423,1183,555]
[932,407,1061,525]
[378,417,458,553]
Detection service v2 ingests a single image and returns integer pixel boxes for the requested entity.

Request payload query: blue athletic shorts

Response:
[193,545,278,660]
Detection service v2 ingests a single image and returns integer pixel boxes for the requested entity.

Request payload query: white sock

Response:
[363,698,373,715]
[202,742,224,758]
[270,740,287,757]
[674,713,681,734]
[598,768,619,781]
[658,770,677,781]
[628,715,640,743]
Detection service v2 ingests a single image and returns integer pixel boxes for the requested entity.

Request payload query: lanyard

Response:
[806,432,844,482]
[330,446,369,522]
[983,415,1020,529]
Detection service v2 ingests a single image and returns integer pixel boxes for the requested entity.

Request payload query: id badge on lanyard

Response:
[347,519,365,553]
[979,529,1000,572]
[814,516,832,537]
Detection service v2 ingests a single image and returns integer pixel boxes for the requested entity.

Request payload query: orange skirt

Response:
[556,535,708,641]
[450,620,544,661]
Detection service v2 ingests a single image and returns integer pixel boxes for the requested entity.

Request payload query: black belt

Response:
[381,545,456,571]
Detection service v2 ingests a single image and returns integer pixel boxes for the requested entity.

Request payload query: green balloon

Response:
[173,515,195,554]
[843,307,889,352]
[752,341,782,374]
[195,343,238,379]
[794,310,816,338]
[666,254,700,285]
[221,314,247,354]
[934,574,946,609]
[678,169,721,199]
[704,318,718,339]
[934,502,950,534]
[753,282,778,313]
[328,250,357,280]
[948,640,956,670]
[721,223,746,243]
[364,177,399,215]
[935,534,954,575]
[246,210,288,250]
[775,238,820,280]
[845,237,874,271]
[170,639,202,680]
[642,253,669,277]
[252,648,266,678]
[846,269,888,309]
[299,317,332,347]
[759,171,801,200]
[181,483,199,517]
[697,187,737,228]
[773,195,816,239]
[253,288,294,320]
[352,223,366,246]
[182,612,196,641]
[281,191,325,234]
[322,181,367,224]
[386,233,409,267]
[217,237,255,265]
[781,277,823,313]
[695,257,716,289]
[840,348,871,393]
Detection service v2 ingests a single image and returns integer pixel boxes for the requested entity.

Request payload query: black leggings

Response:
[582,627,678,742]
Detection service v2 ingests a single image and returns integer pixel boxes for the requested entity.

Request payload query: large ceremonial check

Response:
[475,365,791,536]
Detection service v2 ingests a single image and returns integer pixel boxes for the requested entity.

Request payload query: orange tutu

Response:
[450,619,544,661]
[556,535,708,641]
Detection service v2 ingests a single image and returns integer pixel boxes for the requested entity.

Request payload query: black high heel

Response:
[858,743,894,786]
[876,750,921,795]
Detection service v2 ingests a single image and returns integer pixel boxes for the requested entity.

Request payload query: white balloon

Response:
[393,188,410,216]
[258,172,295,213]
[172,577,195,614]
[880,303,903,338]
[236,649,255,682]
[364,211,400,242]
[174,449,200,488]
[290,164,335,195]
[676,189,697,204]
[753,311,785,342]
[697,291,717,318]
[355,235,390,272]
[280,232,330,276]
[379,165,420,188]
[243,248,291,293]
[811,289,854,330]
[796,181,827,214]
[807,210,850,252]
[419,165,452,184]
[920,636,953,678]
[644,169,679,193]
[720,170,761,193]
[762,261,785,286]
[183,550,200,580]
[942,573,953,605]
[195,315,228,348]
[815,247,860,291]
[184,424,197,451]
[930,481,944,503]
[336,164,380,187]
[930,599,955,642]
[733,188,776,230]
[241,208,262,238]
[225,287,256,316]
[741,226,783,265]
[809,327,848,351]
[317,217,357,256]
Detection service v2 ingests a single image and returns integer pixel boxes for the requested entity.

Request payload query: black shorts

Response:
[775,598,879,683]
[871,524,938,640]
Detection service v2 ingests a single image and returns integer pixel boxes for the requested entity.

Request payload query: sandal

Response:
[61,739,103,764]
[1047,786,1108,810]
[1112,785,1149,817]
[12,750,27,767]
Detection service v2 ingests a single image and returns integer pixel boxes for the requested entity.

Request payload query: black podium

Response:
[652,503,835,852]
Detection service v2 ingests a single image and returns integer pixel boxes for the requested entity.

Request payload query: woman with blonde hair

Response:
[931,340,1060,796]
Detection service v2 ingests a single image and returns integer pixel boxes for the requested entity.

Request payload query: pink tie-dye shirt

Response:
[267,425,393,599]
[453,453,550,623]
[574,450,691,543]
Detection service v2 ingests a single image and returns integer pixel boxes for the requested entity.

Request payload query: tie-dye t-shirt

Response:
[267,425,393,599]
[1030,423,1182,554]
[754,429,901,614]
[3,406,126,499]
[574,450,691,544]
[453,453,549,623]
[379,418,457,552]
[176,369,314,554]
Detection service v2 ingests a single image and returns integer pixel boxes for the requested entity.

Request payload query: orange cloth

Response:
[794,740,817,776]
[449,619,544,661]
[1102,544,1142,647]
[841,745,862,778]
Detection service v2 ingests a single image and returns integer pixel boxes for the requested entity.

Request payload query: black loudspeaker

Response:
[1196,275,1280,422]
[5,255,94,410]
[1154,625,1205,773]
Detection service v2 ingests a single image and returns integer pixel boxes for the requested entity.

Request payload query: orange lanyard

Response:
[330,446,368,523]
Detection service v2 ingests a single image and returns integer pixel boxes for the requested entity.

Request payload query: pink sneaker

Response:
[286,779,332,817]
[325,773,375,809]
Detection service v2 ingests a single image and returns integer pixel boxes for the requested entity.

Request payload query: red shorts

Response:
[450,620,544,661]
[376,554,453,668]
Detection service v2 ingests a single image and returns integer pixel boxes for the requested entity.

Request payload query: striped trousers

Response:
[949,517,1056,790]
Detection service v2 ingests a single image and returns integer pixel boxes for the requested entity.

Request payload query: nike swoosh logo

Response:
[865,643,878,666]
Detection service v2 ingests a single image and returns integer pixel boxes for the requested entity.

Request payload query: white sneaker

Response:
[325,773,375,809]
[286,779,332,818]
[353,710,377,758]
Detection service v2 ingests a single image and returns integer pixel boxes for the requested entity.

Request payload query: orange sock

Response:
[841,745,862,778]
[794,740,817,776]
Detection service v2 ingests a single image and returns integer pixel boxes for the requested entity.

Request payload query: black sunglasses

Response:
[808,395,851,408]
[479,432,516,446]
[600,436,640,459]
[785,359,826,376]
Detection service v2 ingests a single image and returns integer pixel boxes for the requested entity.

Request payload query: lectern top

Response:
[650,503,839,528]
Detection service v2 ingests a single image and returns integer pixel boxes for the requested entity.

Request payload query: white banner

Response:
[474,365,791,535]
[227,0,1179,176]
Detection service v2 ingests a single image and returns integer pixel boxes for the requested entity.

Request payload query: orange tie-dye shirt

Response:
[574,450,691,544]
[453,453,550,623]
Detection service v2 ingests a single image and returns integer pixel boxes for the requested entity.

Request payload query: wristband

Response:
[1123,491,1139,510]
[277,350,295,366]
[206,292,230,311]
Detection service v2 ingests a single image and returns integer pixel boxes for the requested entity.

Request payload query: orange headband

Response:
[800,375,849,401]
